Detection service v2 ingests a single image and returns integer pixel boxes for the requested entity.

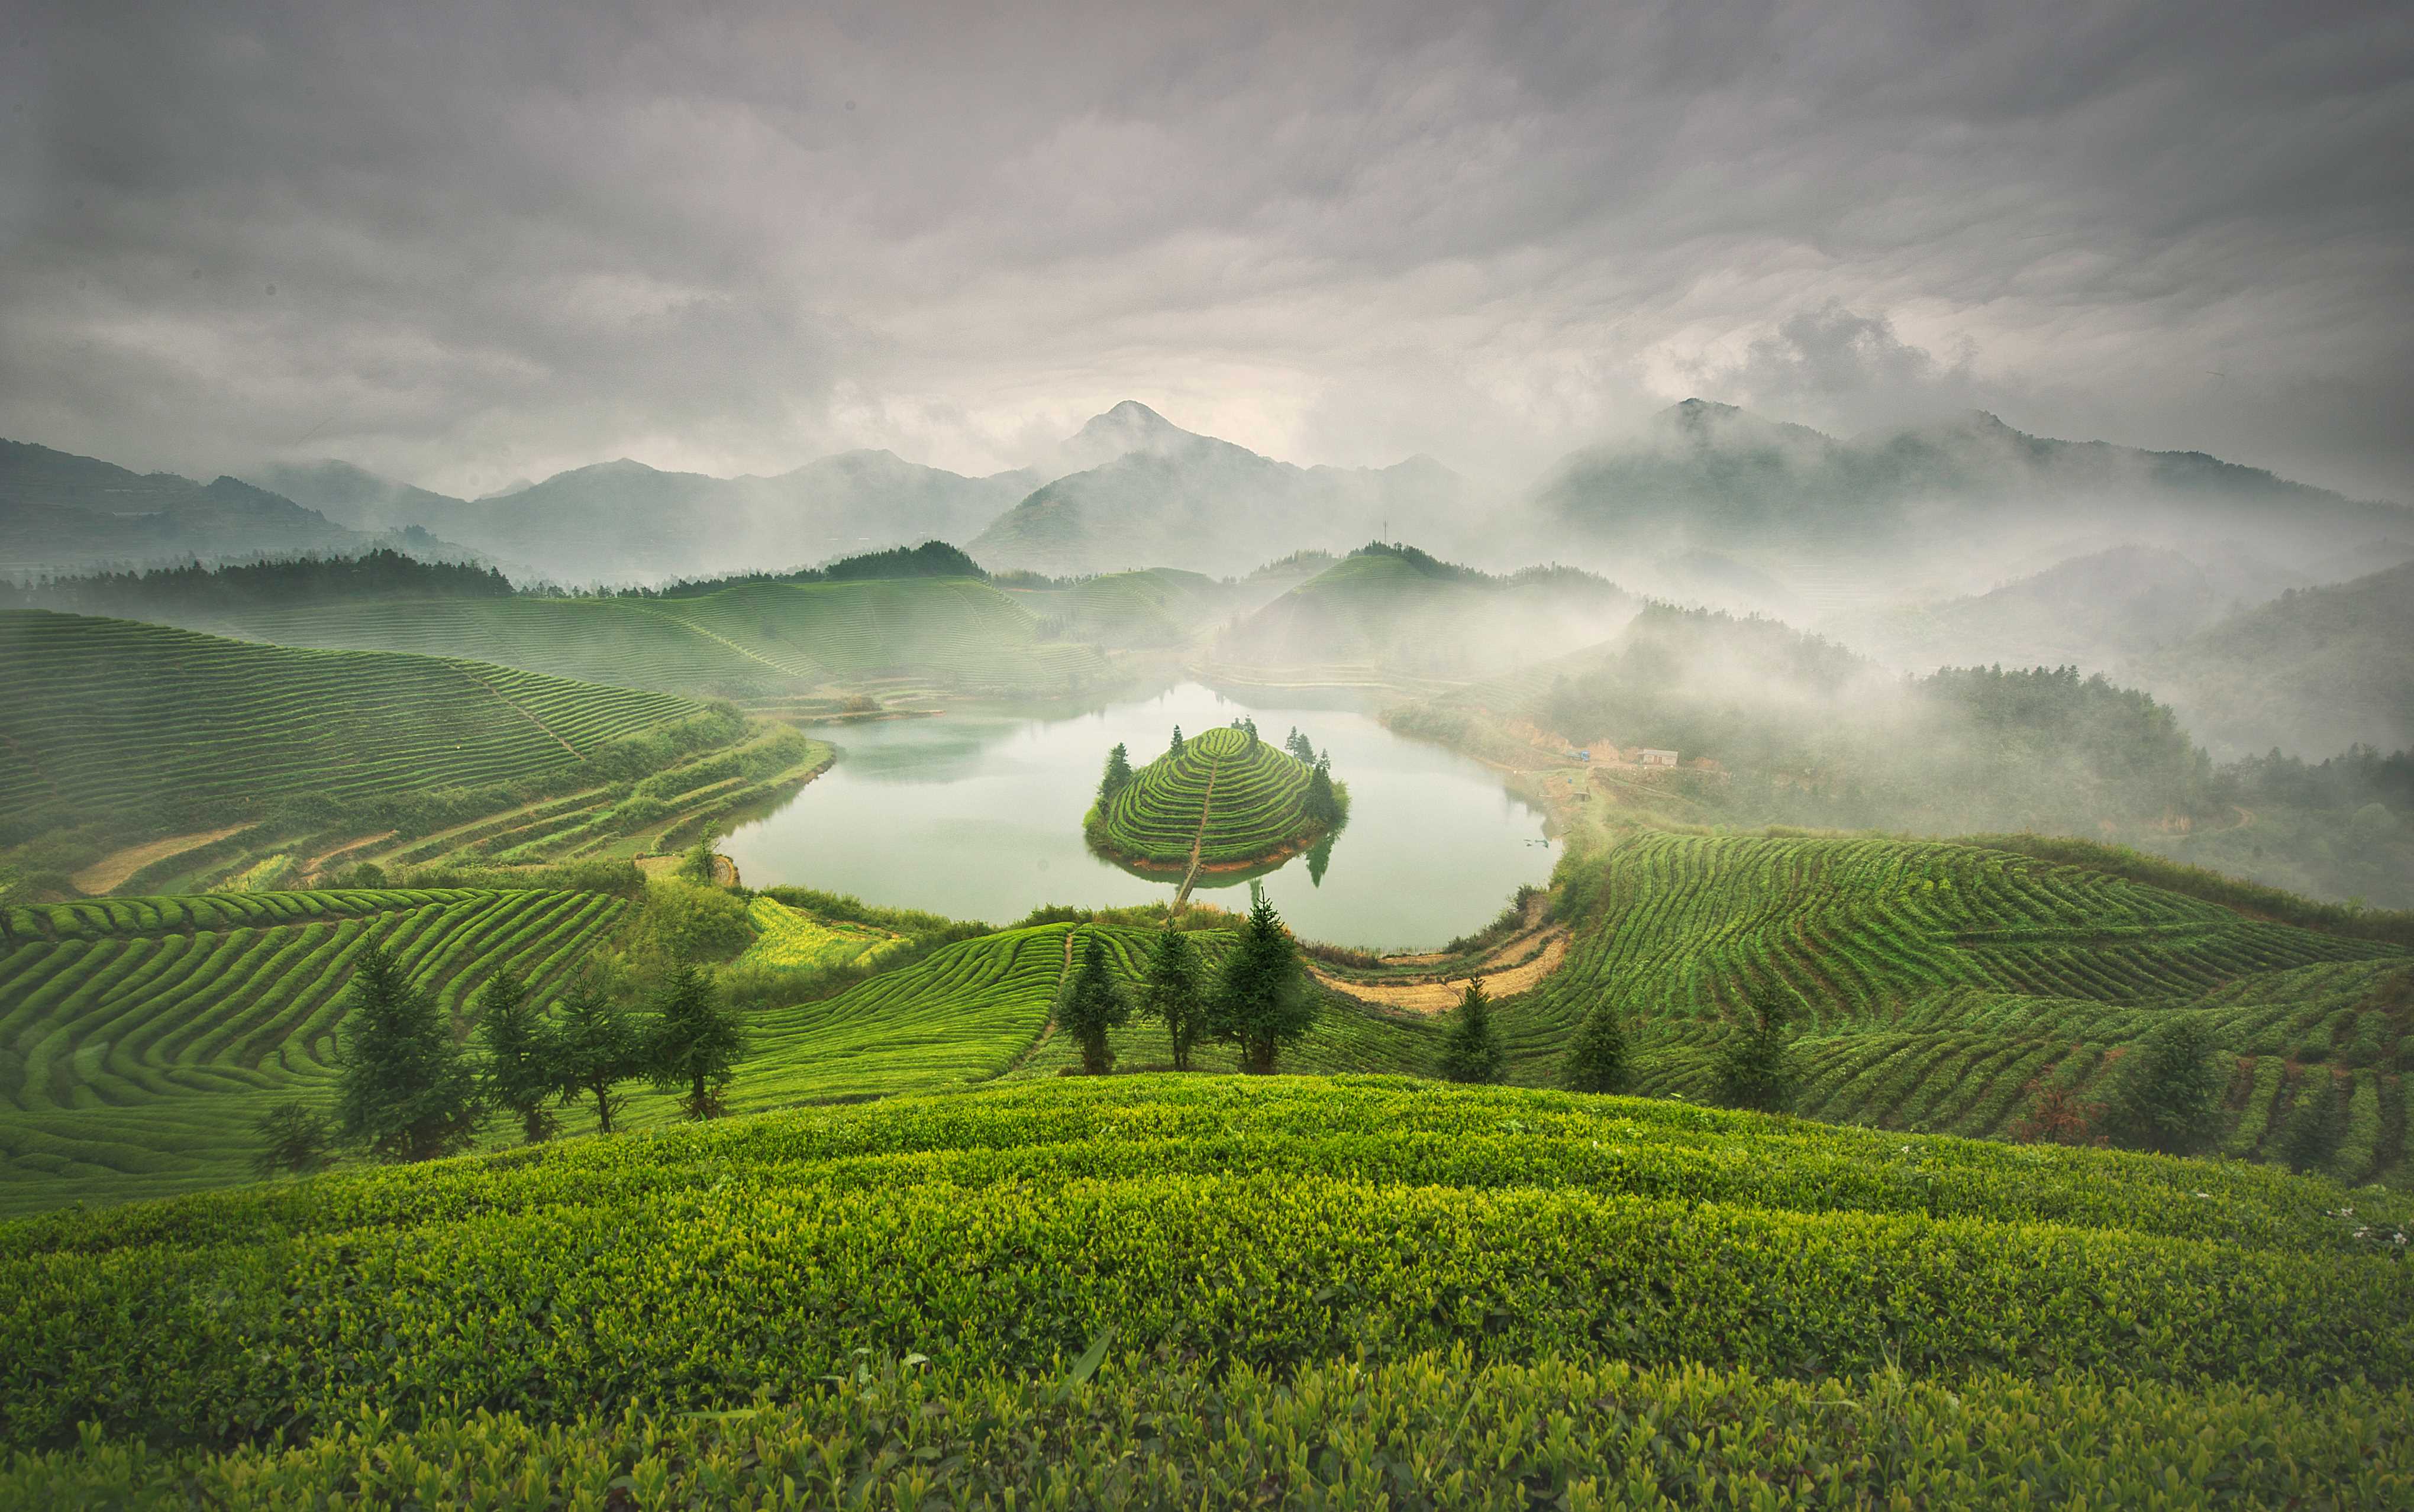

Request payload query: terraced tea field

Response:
[179,576,1113,702]
[0,609,836,896]
[0,887,629,1213]
[7,1077,2409,1503]
[0,610,700,829]
[1090,725,1327,871]
[1495,831,2413,1178]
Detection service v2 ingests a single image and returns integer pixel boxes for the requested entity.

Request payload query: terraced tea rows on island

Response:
[0,887,628,1215]
[0,611,699,828]
[1496,831,2411,1176]
[4,1077,2407,1489]
[1095,726,1318,868]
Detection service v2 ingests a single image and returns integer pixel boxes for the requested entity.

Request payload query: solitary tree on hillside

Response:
[1169,726,1185,757]
[1099,742,1134,803]
[1563,1001,1630,1093]
[2102,1016,2225,1156]
[1440,978,1505,1084]
[476,970,558,1144]
[253,1100,334,1179]
[647,962,746,1119]
[1140,925,1207,1071]
[679,841,719,886]
[335,946,483,1162]
[1211,889,1315,1074]
[555,981,644,1134]
[1712,988,1797,1113]
[1060,932,1134,1074]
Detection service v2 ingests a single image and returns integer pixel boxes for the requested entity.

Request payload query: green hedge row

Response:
[8,1352,2406,1510]
[4,1080,2406,1452]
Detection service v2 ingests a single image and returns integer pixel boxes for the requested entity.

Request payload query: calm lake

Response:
[722,682,1558,949]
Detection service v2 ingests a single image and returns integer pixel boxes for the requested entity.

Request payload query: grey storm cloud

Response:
[1,0,2408,498]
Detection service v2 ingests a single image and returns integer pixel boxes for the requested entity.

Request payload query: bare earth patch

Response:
[70,825,253,895]
[1308,926,1570,1013]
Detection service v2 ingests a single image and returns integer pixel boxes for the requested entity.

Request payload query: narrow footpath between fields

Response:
[1172,752,1223,907]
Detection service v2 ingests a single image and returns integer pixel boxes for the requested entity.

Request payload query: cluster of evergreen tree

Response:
[1,548,512,616]
[1055,889,1315,1077]
[256,945,748,1177]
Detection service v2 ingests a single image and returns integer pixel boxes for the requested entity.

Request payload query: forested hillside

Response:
[2134,560,2414,758]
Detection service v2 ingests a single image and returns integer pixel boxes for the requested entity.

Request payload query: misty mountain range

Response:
[8,398,2409,625]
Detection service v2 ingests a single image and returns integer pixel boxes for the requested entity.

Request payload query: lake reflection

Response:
[721,683,1557,950]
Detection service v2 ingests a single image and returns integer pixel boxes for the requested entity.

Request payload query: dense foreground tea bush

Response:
[3,1077,2405,1463]
[9,1352,2407,1509]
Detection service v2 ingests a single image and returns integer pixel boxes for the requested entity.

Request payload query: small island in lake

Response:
[1085,721,1348,878]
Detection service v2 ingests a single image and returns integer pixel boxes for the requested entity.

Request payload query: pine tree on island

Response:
[1060,931,1134,1074]
[1563,1000,1630,1093]
[1211,887,1314,1074]
[1440,978,1505,1083]
[1140,925,1206,1071]
[1099,742,1134,802]
[1169,726,1185,757]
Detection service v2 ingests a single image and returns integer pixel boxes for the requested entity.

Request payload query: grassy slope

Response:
[3,1077,2408,1500]
[0,610,828,896]
[11,822,2409,1218]
[0,887,630,1213]
[0,610,698,823]
[178,576,1114,700]
[1493,831,2412,1177]
[1093,725,1320,867]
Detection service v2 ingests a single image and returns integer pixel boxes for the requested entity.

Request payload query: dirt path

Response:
[1172,753,1224,907]
[457,669,582,757]
[71,825,253,894]
[1308,928,1571,1013]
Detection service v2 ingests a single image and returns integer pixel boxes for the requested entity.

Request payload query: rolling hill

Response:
[1216,544,1637,679]
[0,611,824,900]
[139,574,1115,705]
[2130,559,2414,758]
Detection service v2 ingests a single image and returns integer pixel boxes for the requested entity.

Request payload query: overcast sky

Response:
[2,1,2408,500]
